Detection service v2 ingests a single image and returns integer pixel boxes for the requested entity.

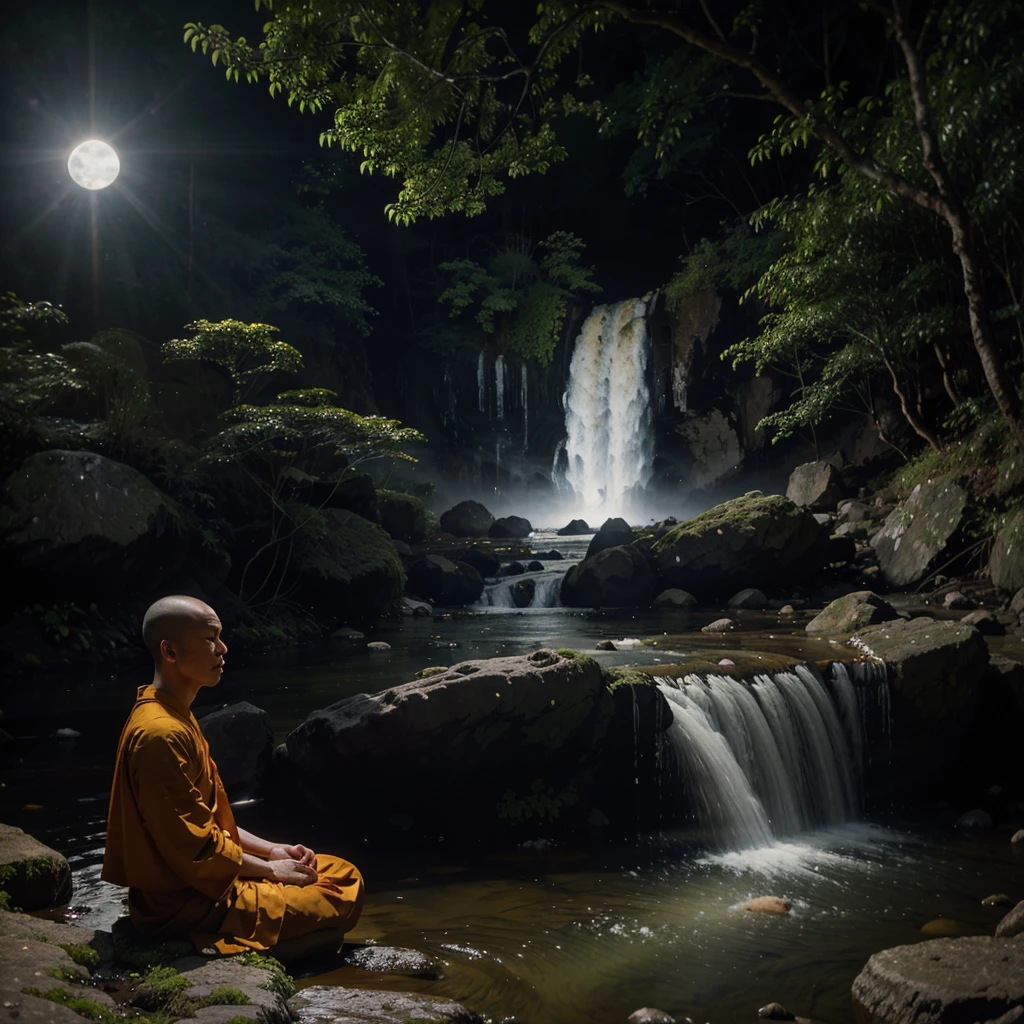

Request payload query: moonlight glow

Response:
[67,140,120,190]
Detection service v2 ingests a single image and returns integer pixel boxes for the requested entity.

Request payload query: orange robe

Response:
[102,685,363,953]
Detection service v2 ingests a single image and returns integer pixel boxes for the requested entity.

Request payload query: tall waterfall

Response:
[495,354,506,421]
[657,661,887,850]
[563,294,656,519]
[477,351,486,413]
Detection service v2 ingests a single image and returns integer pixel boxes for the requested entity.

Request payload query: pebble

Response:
[740,896,791,915]
[920,917,986,938]
[779,605,795,614]
[717,658,735,667]
[996,900,1024,938]
[53,728,81,739]
[981,893,1013,907]
[628,1009,676,1024]
[758,1004,795,1021]
[955,808,993,830]
[1012,829,1024,851]
[366,642,392,652]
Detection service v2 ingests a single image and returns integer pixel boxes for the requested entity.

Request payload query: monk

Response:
[102,595,363,958]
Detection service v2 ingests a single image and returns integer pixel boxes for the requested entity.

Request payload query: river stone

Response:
[740,896,791,914]
[1013,829,1024,851]
[870,476,968,588]
[586,517,635,558]
[281,650,612,839]
[1010,587,1024,617]
[961,609,1004,634]
[758,1005,795,1021]
[557,518,591,536]
[652,588,698,609]
[401,597,432,618]
[996,900,1024,938]
[991,509,1024,594]
[851,936,1024,1024]
[943,590,974,610]
[0,449,184,600]
[651,492,822,600]
[0,824,72,909]
[628,1009,676,1024]
[197,702,273,799]
[920,917,987,938]
[805,591,899,634]
[955,808,993,830]
[702,617,736,633]
[439,500,494,538]
[340,944,443,979]
[727,588,768,609]
[488,515,533,539]
[982,894,1013,908]
[405,555,483,606]
[291,985,480,1024]
[456,546,501,578]
[367,642,391,652]
[496,561,525,577]
[560,544,657,608]
[526,559,545,572]
[376,491,427,544]
[786,460,844,511]
[509,577,536,608]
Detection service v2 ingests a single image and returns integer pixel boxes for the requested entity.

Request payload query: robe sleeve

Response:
[131,727,244,900]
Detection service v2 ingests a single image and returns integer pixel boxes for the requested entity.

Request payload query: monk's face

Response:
[162,612,228,689]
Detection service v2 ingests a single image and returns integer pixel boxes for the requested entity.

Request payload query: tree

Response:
[186,0,1024,445]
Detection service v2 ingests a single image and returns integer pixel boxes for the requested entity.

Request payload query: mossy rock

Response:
[0,825,72,910]
[377,489,428,544]
[991,507,1024,594]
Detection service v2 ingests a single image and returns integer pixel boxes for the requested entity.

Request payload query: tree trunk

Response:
[883,357,940,450]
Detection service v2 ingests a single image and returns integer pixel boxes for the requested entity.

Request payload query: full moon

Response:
[67,140,120,190]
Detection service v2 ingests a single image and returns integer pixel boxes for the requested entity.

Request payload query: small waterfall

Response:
[656,661,886,850]
[495,354,506,421]
[478,568,565,609]
[563,294,656,518]
[477,352,486,413]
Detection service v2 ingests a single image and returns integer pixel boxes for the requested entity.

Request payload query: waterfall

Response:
[656,661,885,850]
[477,352,486,413]
[495,354,506,421]
[521,360,529,450]
[563,294,656,518]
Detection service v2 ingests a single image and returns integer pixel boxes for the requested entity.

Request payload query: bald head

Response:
[142,596,220,660]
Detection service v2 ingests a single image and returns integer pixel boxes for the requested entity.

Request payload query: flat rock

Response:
[740,896,791,915]
[366,642,392,652]
[340,945,443,979]
[805,591,900,634]
[0,824,72,910]
[996,899,1024,938]
[291,984,480,1024]
[851,936,1024,1024]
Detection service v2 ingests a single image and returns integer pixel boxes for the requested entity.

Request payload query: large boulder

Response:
[805,591,899,634]
[990,508,1024,594]
[786,460,845,512]
[439,500,494,537]
[198,702,274,799]
[405,555,483,606]
[557,518,591,536]
[0,450,185,603]
[488,515,533,539]
[851,936,1024,1024]
[377,489,427,544]
[455,545,501,578]
[870,476,968,588]
[292,509,405,622]
[280,650,613,839]
[0,824,72,909]
[586,517,635,558]
[651,492,822,600]
[561,545,658,608]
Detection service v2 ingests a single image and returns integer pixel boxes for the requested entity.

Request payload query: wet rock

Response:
[587,517,636,558]
[787,459,845,512]
[534,549,564,560]
[557,518,591,536]
[628,1009,676,1024]
[702,618,736,634]
[291,985,481,1024]
[758,1004,796,1021]
[340,944,444,979]
[367,642,392,652]
[652,492,822,601]
[779,605,796,614]
[838,499,873,524]
[561,545,658,608]
[1010,587,1024,617]
[804,591,899,634]
[508,578,536,608]
[982,894,1013,907]
[405,555,484,606]
[596,640,617,651]
[652,588,698,609]
[961,609,1005,635]
[996,900,1024,938]
[401,597,433,618]
[851,936,1024,1024]
[920,917,987,938]
[496,561,526,578]
[439,500,494,538]
[489,515,533,539]
[727,588,768,609]
[1012,829,1024,851]
[991,509,1024,594]
[332,626,365,639]
[870,476,968,588]
[526,560,545,572]
[0,823,72,909]
[377,490,427,544]
[943,590,975,610]
[392,539,414,558]
[456,546,501,578]
[955,808,993,830]
[740,896,791,914]
[198,702,273,799]
[718,658,735,666]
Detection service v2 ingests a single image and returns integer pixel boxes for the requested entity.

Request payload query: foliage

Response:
[57,944,100,970]
[496,777,578,825]
[0,889,14,911]
[23,603,93,652]
[437,232,600,364]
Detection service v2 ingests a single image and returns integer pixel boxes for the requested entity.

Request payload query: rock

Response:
[508,578,536,608]
[332,626,365,639]
[291,985,481,1024]
[838,500,873,524]
[982,894,1013,907]
[702,618,735,633]
[596,640,617,651]
[676,408,742,489]
[0,823,72,909]
[339,944,444,979]
[870,476,968,588]
[943,590,975,609]
[455,546,501,578]
[651,492,822,600]
[488,515,533,539]
[779,604,796,614]
[740,896,791,914]
[727,588,768,609]
[377,490,428,544]
[405,555,484,606]
[300,473,378,521]
[586,517,635,558]
[1013,829,1024,850]
[1010,587,1024,617]
[718,658,735,666]
[628,1009,676,1024]
[439,500,494,538]
[996,900,1024,938]
[401,597,433,618]
[197,702,273,799]
[955,808,993,830]
[652,588,698,609]
[526,559,545,572]
[292,509,405,621]
[920,917,986,938]
[787,459,845,511]
[496,561,525,578]
[851,936,1024,1024]
[0,450,185,601]
[804,591,899,634]
[280,650,612,839]
[560,545,658,608]
[991,509,1024,594]
[758,1004,796,1021]
[367,642,392,652]
[962,609,1005,634]
[557,518,591,536]
[534,549,563,560]
[392,539,414,558]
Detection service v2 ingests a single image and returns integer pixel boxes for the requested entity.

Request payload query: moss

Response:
[377,488,428,543]
[605,667,659,692]
[414,665,447,679]
[555,648,581,659]
[58,943,100,969]
[135,967,252,1018]
[21,987,122,1024]
[0,889,15,911]
[45,966,86,982]
[115,938,194,972]
[198,988,250,1008]
[229,952,295,999]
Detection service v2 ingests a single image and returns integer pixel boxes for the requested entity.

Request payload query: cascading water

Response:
[521,360,529,450]
[656,660,886,850]
[562,294,656,519]
[477,351,486,413]
[495,354,506,421]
